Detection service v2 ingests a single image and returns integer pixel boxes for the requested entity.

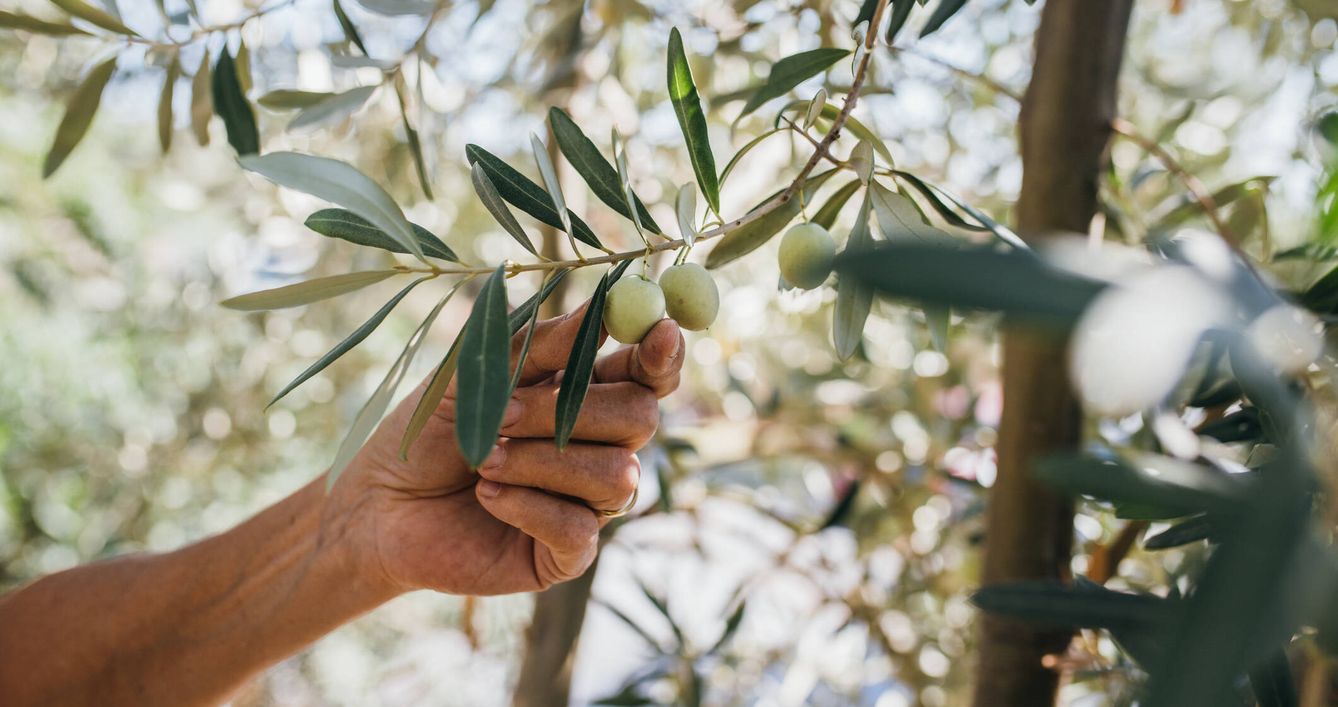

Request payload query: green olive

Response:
[778,222,835,290]
[603,275,666,344]
[659,263,719,331]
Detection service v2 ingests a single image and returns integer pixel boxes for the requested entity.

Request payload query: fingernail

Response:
[477,480,502,498]
[481,444,507,470]
[502,399,523,427]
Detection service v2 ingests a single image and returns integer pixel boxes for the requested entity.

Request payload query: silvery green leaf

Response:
[240,151,425,262]
[676,184,698,246]
[0,10,89,35]
[221,270,399,311]
[259,90,337,110]
[288,85,377,130]
[51,0,137,35]
[327,280,462,489]
[803,88,826,130]
[870,183,953,243]
[850,139,875,185]
[833,193,874,360]
[613,130,647,241]
[43,55,117,179]
[667,27,720,214]
[189,49,212,146]
[530,131,573,239]
[355,0,434,15]
[471,163,537,255]
[329,54,398,70]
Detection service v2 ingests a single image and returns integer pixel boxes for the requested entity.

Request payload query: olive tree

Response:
[6,0,1338,704]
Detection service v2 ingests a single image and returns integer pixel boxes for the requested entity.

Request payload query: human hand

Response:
[328,304,685,597]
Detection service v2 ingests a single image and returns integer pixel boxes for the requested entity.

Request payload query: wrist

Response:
[314,472,407,604]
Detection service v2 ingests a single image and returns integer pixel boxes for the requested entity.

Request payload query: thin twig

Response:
[392,0,890,278]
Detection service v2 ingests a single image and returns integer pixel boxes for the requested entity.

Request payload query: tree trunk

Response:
[971,1,1134,706]
[511,559,599,707]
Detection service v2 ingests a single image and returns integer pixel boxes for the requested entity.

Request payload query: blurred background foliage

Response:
[2,0,1338,705]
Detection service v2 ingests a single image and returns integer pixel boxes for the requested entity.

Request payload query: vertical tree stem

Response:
[972,1,1134,705]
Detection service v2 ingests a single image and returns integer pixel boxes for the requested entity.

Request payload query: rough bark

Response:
[971,1,1135,706]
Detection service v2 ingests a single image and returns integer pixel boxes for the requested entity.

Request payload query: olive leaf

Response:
[258,90,334,110]
[157,52,179,154]
[220,270,399,311]
[465,144,604,249]
[891,171,987,232]
[833,192,874,360]
[455,265,512,468]
[718,127,783,186]
[705,169,836,269]
[803,88,827,129]
[333,0,368,53]
[211,46,259,155]
[676,184,698,246]
[885,0,916,43]
[240,151,425,262]
[738,47,850,119]
[397,269,569,460]
[667,27,720,215]
[288,85,377,130]
[920,0,968,37]
[471,163,537,255]
[356,0,435,15]
[304,208,458,262]
[0,10,89,35]
[612,130,647,240]
[268,277,427,407]
[235,39,252,94]
[326,281,460,490]
[190,49,212,146]
[530,131,573,239]
[50,0,137,35]
[549,107,661,233]
[870,183,953,243]
[393,76,434,200]
[812,179,862,230]
[555,260,634,449]
[42,55,117,178]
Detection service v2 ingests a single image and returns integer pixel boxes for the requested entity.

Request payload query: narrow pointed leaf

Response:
[739,47,850,119]
[235,39,252,94]
[333,0,368,54]
[705,169,835,269]
[676,184,698,246]
[718,127,783,186]
[327,283,459,489]
[833,193,874,360]
[506,269,571,334]
[555,260,633,449]
[1034,452,1249,517]
[190,49,212,146]
[268,278,426,407]
[835,242,1104,323]
[455,266,512,467]
[465,144,603,249]
[885,0,915,43]
[42,55,117,178]
[221,270,398,311]
[212,47,258,155]
[241,151,424,261]
[398,337,462,460]
[304,208,457,261]
[394,78,433,200]
[550,108,660,232]
[157,53,179,154]
[854,0,879,28]
[920,0,968,37]
[51,0,137,35]
[892,171,987,232]
[803,88,826,129]
[613,131,647,239]
[667,28,720,214]
[288,85,376,130]
[870,183,954,243]
[509,272,557,393]
[1143,515,1216,550]
[259,89,334,110]
[530,131,572,237]
[972,581,1174,630]
[471,163,536,255]
[0,10,89,35]
[812,179,861,230]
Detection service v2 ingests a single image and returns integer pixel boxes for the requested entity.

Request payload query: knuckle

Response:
[562,514,599,551]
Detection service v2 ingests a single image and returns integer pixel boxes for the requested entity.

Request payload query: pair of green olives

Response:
[603,263,720,343]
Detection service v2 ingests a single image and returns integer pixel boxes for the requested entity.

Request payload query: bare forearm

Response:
[0,478,396,706]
